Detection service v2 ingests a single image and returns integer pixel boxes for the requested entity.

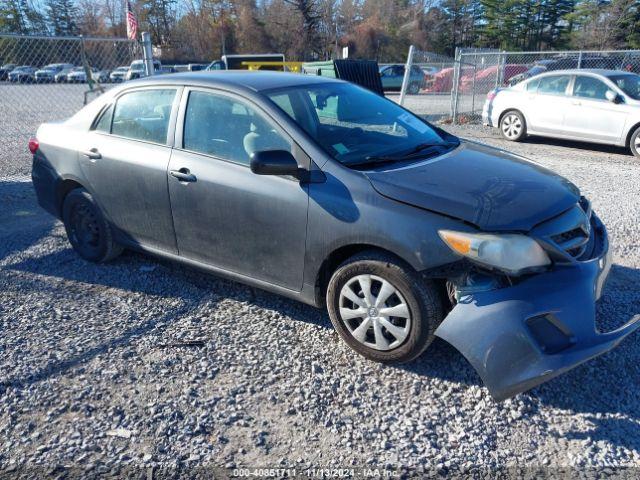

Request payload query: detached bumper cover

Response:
[434,230,640,401]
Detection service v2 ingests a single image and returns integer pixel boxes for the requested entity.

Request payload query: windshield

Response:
[265,82,457,166]
[608,74,640,100]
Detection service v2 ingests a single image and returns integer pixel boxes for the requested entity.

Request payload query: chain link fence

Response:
[397,46,640,124]
[1,34,143,177]
[451,48,640,123]
[388,48,456,122]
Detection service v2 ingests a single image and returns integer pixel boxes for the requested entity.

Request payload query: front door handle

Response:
[81,148,101,160]
[170,168,197,183]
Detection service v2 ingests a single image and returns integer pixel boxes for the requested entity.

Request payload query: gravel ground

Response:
[1,87,640,475]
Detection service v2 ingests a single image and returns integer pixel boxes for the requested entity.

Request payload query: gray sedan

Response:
[483,69,640,158]
[30,72,638,400]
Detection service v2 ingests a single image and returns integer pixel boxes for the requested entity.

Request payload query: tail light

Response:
[486,90,498,102]
[28,137,39,154]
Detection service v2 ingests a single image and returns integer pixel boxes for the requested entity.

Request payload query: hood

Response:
[365,140,580,231]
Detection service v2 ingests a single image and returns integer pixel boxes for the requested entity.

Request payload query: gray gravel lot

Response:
[1,86,640,474]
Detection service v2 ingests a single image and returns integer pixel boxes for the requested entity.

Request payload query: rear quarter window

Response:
[93,104,113,133]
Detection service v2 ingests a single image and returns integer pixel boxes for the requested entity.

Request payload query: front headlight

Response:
[438,230,550,275]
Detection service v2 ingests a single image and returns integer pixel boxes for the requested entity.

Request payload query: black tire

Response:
[629,126,640,159]
[408,82,420,94]
[62,188,123,263]
[326,251,443,363]
[499,109,527,141]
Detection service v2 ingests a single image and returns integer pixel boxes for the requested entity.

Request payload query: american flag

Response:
[126,1,138,40]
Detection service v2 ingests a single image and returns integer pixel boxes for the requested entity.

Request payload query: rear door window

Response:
[536,75,570,96]
[525,78,540,92]
[111,89,176,144]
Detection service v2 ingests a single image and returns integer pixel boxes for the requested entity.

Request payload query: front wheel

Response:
[326,251,443,363]
[629,126,640,159]
[500,110,527,141]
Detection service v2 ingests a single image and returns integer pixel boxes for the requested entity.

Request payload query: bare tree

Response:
[77,0,109,36]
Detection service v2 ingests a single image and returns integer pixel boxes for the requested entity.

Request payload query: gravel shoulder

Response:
[1,118,640,473]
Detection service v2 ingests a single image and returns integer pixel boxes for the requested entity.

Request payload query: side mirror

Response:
[250,150,300,177]
[605,90,621,103]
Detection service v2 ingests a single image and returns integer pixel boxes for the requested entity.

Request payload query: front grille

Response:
[551,226,589,257]
[533,197,596,261]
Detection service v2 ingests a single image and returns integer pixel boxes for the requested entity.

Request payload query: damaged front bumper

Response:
[434,220,640,401]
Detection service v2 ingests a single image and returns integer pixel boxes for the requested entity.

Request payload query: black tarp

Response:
[333,60,385,96]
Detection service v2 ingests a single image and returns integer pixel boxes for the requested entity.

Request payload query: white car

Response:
[66,67,105,83]
[109,66,129,83]
[66,67,91,83]
[483,69,640,158]
[125,59,161,80]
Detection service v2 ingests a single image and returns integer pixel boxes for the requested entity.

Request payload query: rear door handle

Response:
[81,148,101,160]
[170,168,197,183]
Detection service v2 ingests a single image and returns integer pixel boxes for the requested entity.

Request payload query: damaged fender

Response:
[434,247,640,401]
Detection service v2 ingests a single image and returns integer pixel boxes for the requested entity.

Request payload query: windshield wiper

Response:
[347,141,458,168]
[403,141,459,156]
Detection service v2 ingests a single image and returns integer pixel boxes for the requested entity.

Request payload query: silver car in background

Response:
[483,69,640,158]
[35,63,74,83]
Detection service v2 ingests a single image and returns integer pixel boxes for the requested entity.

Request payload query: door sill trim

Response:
[120,241,318,306]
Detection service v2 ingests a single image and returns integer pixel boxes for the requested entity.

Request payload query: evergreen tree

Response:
[0,0,46,34]
[45,0,80,36]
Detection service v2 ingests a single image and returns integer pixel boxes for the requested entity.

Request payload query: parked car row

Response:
[0,63,122,84]
[0,59,210,84]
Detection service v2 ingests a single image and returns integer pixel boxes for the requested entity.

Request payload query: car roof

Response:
[535,68,635,76]
[129,70,344,92]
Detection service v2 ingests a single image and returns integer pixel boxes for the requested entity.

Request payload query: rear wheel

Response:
[629,126,640,159]
[500,110,527,141]
[62,188,123,263]
[326,251,442,363]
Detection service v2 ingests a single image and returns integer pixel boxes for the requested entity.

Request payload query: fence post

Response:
[496,51,506,88]
[470,53,478,118]
[142,32,154,76]
[451,48,462,124]
[577,50,583,69]
[399,44,415,106]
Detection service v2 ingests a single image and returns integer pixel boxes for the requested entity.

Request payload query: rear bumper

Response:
[31,153,61,218]
[434,226,640,401]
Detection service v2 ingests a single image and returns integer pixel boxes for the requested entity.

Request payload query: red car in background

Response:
[424,66,475,93]
[459,64,530,92]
